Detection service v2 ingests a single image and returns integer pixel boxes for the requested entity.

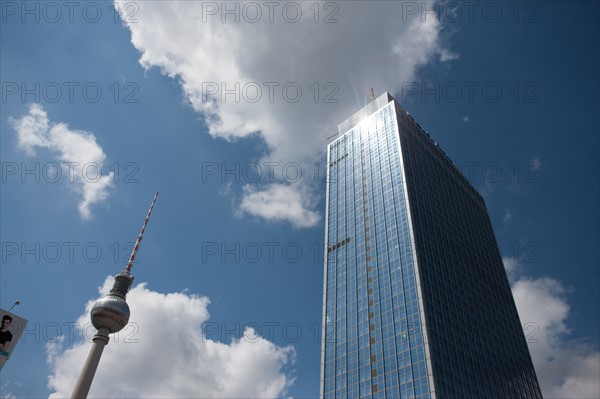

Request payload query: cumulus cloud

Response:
[115,0,454,227]
[47,277,295,398]
[8,104,113,219]
[0,381,17,399]
[503,259,600,398]
[502,256,519,280]
[239,183,320,228]
[439,48,459,61]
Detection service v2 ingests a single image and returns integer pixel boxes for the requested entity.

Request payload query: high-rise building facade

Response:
[320,93,542,398]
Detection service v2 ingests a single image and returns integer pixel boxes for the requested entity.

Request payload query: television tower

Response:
[71,192,159,399]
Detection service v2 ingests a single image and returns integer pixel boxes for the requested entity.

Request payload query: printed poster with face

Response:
[0,308,28,370]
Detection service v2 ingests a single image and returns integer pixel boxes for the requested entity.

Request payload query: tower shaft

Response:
[70,329,109,399]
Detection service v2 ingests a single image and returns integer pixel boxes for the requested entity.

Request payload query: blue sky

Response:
[1,1,598,398]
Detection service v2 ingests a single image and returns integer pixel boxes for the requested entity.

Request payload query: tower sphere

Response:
[90,271,133,334]
[90,296,130,334]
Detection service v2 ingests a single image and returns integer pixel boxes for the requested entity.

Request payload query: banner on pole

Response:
[0,308,28,371]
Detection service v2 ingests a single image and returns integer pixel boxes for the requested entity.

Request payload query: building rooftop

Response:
[334,92,394,139]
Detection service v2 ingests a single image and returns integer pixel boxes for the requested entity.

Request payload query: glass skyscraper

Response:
[321,93,542,398]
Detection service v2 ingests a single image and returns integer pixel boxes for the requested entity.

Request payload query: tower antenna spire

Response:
[125,191,159,273]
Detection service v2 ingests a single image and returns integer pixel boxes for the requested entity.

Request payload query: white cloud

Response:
[9,103,50,156]
[239,183,320,228]
[462,116,469,122]
[440,48,459,61]
[8,104,113,219]
[116,0,454,227]
[502,256,519,280]
[47,277,295,398]
[503,259,600,398]
[45,336,65,367]
[503,209,513,223]
[0,381,17,399]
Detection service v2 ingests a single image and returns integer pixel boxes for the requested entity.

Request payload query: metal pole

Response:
[70,328,109,399]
